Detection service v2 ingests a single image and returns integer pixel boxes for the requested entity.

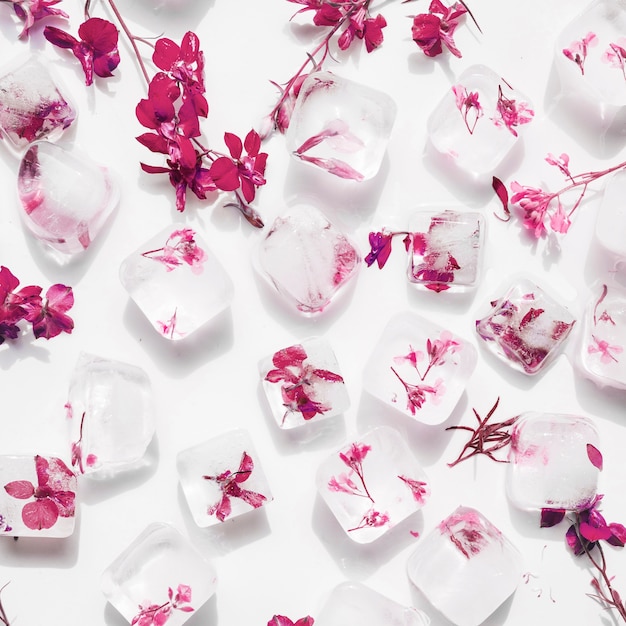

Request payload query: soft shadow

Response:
[506,500,554,542]
[104,602,127,626]
[0,337,51,370]
[407,51,455,83]
[473,343,543,392]
[572,374,626,424]
[406,283,478,317]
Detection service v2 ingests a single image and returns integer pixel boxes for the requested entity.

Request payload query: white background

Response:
[1,0,626,625]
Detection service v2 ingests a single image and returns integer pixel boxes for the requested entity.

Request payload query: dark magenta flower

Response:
[267,616,314,626]
[411,0,467,58]
[9,0,68,39]
[153,31,205,93]
[27,283,74,340]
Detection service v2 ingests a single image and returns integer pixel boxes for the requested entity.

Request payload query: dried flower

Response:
[563,32,597,75]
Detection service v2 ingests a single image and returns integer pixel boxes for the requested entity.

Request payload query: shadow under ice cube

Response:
[595,170,626,262]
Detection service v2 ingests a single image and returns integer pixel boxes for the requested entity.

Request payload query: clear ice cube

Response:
[101,522,217,625]
[260,336,350,429]
[119,224,234,340]
[285,71,397,181]
[316,426,430,543]
[507,412,601,512]
[362,312,477,425]
[0,454,77,538]
[65,353,155,477]
[407,505,523,626]
[427,65,533,179]
[0,56,76,152]
[575,282,626,389]
[595,170,626,261]
[17,141,119,256]
[316,581,431,626]
[256,205,361,315]
[407,210,484,292]
[475,278,576,375]
[177,429,273,527]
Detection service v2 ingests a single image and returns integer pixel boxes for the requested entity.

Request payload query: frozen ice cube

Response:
[595,170,626,261]
[120,224,234,340]
[285,71,397,181]
[260,336,350,429]
[316,581,431,626]
[507,412,601,512]
[407,210,484,292]
[0,56,76,152]
[407,505,523,626]
[427,65,533,179]
[177,429,273,527]
[363,312,477,425]
[101,522,217,625]
[475,278,576,375]
[65,353,155,477]
[0,454,77,538]
[256,205,361,315]
[316,426,429,543]
[17,141,119,256]
[575,282,626,389]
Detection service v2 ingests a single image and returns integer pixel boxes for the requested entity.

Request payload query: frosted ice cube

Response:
[475,278,576,375]
[407,506,523,626]
[256,205,361,315]
[0,454,77,538]
[17,141,119,256]
[316,581,431,626]
[363,312,477,425]
[260,336,350,429]
[427,65,533,179]
[0,56,76,152]
[576,282,626,389]
[101,522,217,625]
[407,210,484,292]
[595,170,626,261]
[316,426,429,543]
[65,353,155,477]
[120,224,234,340]
[285,71,397,181]
[507,412,601,512]
[177,429,273,527]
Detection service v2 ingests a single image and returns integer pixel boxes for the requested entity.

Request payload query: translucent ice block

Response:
[260,336,350,429]
[0,454,77,538]
[286,71,397,181]
[507,412,601,512]
[65,353,155,476]
[475,278,576,375]
[0,56,76,152]
[257,206,361,315]
[17,141,119,256]
[101,522,217,625]
[595,170,626,261]
[316,581,431,626]
[575,282,626,389]
[363,312,477,425]
[177,429,273,527]
[119,224,234,340]
[407,210,484,292]
[407,506,523,626]
[316,426,429,543]
[427,65,533,179]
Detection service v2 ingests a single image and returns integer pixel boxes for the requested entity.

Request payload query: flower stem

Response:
[0,583,11,626]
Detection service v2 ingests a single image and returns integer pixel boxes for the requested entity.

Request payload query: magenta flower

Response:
[563,31,597,75]
[132,584,194,626]
[329,442,374,502]
[141,228,207,274]
[364,231,395,268]
[28,283,74,340]
[411,0,468,58]
[491,85,534,137]
[509,181,553,238]
[267,616,314,626]
[398,475,430,504]
[348,508,390,532]
[7,0,68,39]
[338,9,387,53]
[153,31,205,94]
[452,84,482,134]
[603,40,626,81]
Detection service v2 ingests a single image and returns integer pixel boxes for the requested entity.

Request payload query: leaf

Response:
[586,443,603,470]
[492,176,510,222]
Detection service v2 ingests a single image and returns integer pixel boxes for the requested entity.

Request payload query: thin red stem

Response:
[0,582,9,626]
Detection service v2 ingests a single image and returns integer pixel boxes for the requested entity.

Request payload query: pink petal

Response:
[153,37,181,71]
[22,499,59,530]
[43,25,78,49]
[243,129,261,156]
[208,157,240,192]
[587,443,603,470]
[294,154,364,181]
[4,480,35,499]
[78,17,118,53]
[540,508,566,528]
[492,176,510,221]
[224,132,243,159]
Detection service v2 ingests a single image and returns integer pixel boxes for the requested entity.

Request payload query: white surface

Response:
[1,1,626,625]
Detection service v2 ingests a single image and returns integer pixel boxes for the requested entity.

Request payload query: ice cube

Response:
[0,56,76,152]
[17,141,119,256]
[407,210,484,292]
[427,65,533,179]
[177,429,273,527]
[260,336,350,429]
[0,454,77,538]
[362,312,477,425]
[475,278,576,375]
[65,353,155,477]
[256,205,361,315]
[316,581,431,626]
[595,170,626,261]
[507,412,601,512]
[316,426,429,543]
[407,505,523,626]
[101,522,217,625]
[285,71,397,181]
[119,224,234,340]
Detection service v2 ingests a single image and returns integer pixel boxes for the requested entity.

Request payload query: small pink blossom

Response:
[452,84,482,134]
[492,85,534,137]
[8,0,68,39]
[588,335,623,364]
[132,584,194,626]
[398,475,430,504]
[509,181,553,238]
[603,39,626,81]
[563,32,598,75]
[348,508,390,532]
[141,229,207,273]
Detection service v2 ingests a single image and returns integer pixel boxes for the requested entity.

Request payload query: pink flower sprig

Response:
[563,32,598,75]
[0,266,74,345]
[364,229,410,268]
[68,411,98,474]
[141,228,207,274]
[452,84,482,134]
[268,616,314,626]
[604,40,626,81]
[328,442,374,502]
[131,584,194,626]
[1,0,68,39]
[347,508,390,532]
[491,84,534,137]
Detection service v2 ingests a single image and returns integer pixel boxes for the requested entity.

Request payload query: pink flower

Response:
[563,32,598,75]
[142,229,207,273]
[267,616,314,626]
[348,508,390,532]
[26,283,74,340]
[364,231,394,268]
[509,181,553,238]
[9,0,68,39]
[132,584,194,626]
[491,85,534,137]
[588,335,623,364]
[452,84,482,134]
[398,475,430,504]
[153,31,205,94]
[411,0,467,58]
[338,8,387,53]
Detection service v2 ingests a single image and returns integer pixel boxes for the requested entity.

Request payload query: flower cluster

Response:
[131,584,194,626]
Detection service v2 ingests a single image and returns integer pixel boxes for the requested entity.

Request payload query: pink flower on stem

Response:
[338,8,387,53]
[267,615,314,626]
[452,84,482,134]
[131,584,194,626]
[398,475,430,504]
[141,228,207,274]
[6,0,68,39]
[44,17,120,86]
[603,40,626,81]
[152,31,205,94]
[329,442,375,502]
[588,335,623,364]
[411,0,470,58]
[491,85,534,137]
[157,309,183,340]
[563,32,598,75]
[348,508,390,532]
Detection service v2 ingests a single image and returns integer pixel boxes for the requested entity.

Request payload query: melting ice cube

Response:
[407,505,523,626]
[595,170,626,261]
[17,141,119,256]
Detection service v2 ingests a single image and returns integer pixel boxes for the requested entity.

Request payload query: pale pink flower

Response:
[563,32,598,75]
[588,335,623,364]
